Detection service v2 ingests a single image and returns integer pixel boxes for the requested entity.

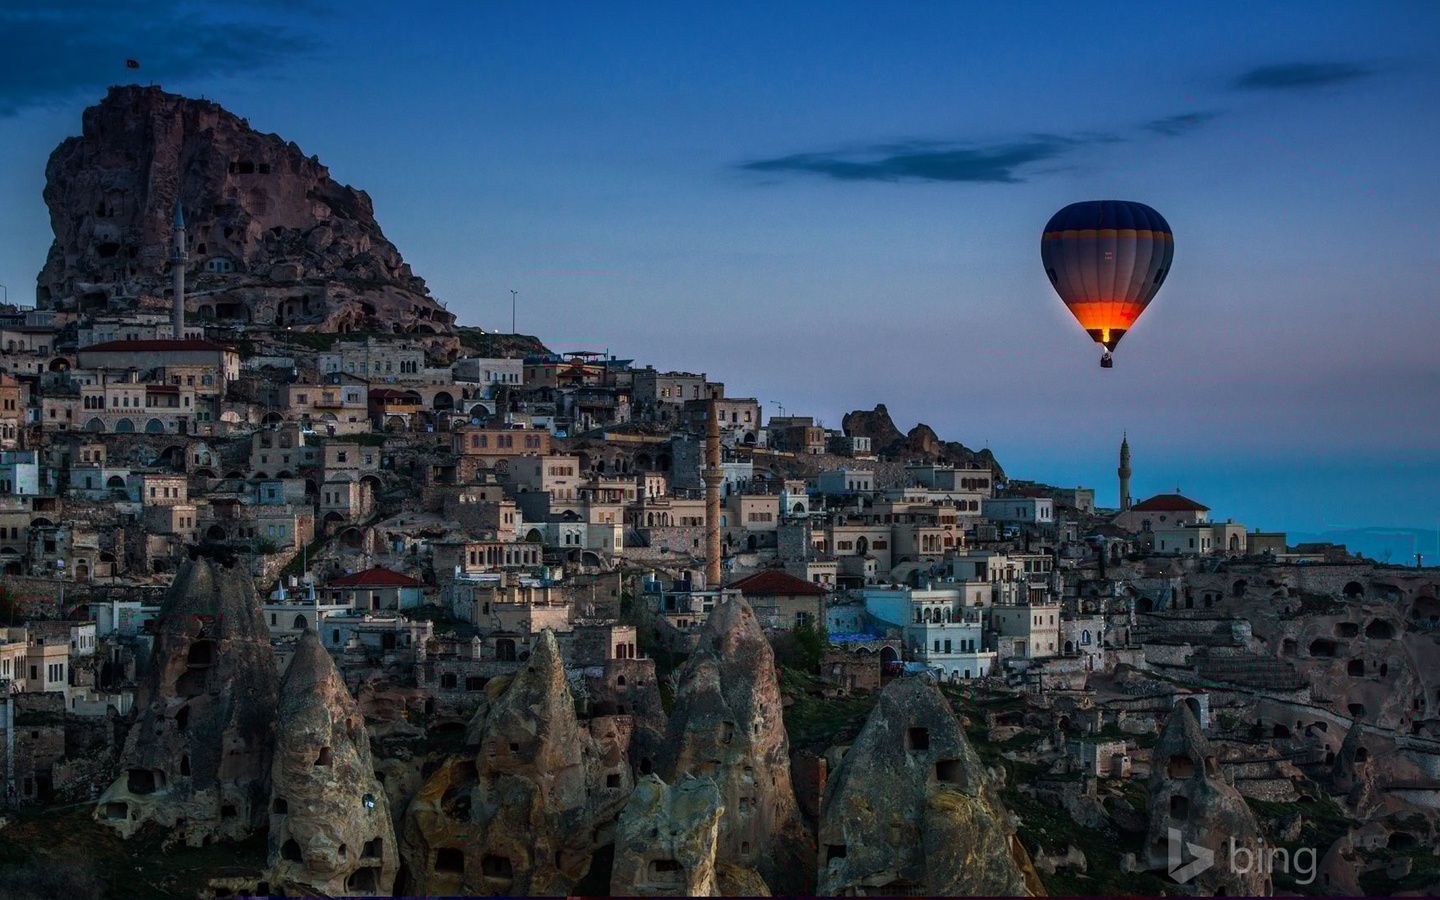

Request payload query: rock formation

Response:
[840,404,906,453]
[399,630,630,896]
[95,555,279,845]
[40,85,456,341]
[657,595,813,894]
[1331,723,1377,812]
[268,628,398,897]
[1144,701,1269,896]
[610,775,725,896]
[1281,603,1426,734]
[841,403,1003,476]
[816,676,1040,896]
[1316,832,1365,896]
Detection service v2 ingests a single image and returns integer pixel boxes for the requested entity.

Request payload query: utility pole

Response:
[510,290,517,335]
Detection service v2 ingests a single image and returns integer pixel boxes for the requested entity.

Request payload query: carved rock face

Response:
[610,775,725,897]
[1145,702,1270,896]
[399,630,630,896]
[817,676,1039,897]
[269,629,398,897]
[96,556,279,845]
[658,595,813,894]
[39,85,455,339]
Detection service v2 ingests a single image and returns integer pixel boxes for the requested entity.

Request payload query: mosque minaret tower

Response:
[1118,433,1132,512]
[170,197,187,339]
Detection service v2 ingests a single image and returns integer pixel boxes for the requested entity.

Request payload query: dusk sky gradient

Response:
[1,2,1438,539]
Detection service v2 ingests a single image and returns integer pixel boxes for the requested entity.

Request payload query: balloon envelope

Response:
[1041,200,1173,352]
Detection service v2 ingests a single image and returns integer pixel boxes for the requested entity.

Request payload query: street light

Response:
[0,284,7,305]
[769,400,785,419]
[510,290,517,335]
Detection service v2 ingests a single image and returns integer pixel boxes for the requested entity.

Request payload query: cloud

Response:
[738,113,1213,186]
[1232,62,1374,92]
[740,136,1083,184]
[0,1,322,117]
[1143,111,1220,137]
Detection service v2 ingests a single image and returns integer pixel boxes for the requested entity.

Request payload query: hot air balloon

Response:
[1041,200,1173,368]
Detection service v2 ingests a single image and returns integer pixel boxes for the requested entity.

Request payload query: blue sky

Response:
[1,2,1438,536]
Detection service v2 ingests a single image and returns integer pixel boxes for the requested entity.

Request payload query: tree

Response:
[779,618,828,674]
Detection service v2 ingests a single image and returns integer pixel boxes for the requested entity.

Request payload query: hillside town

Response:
[0,86,1437,898]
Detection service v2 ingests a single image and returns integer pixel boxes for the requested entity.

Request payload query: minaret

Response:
[703,398,723,589]
[1118,432,1132,512]
[170,198,187,339]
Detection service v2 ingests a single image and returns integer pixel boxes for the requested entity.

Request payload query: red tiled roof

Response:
[327,566,422,588]
[1131,493,1210,512]
[728,569,827,596]
[80,339,235,353]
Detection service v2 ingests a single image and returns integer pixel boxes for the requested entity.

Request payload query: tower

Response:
[702,398,723,589]
[171,197,187,339]
[1118,432,1132,512]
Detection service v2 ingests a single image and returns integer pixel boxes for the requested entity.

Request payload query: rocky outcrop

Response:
[39,85,456,341]
[268,628,397,897]
[399,630,630,896]
[841,403,1003,476]
[840,404,906,452]
[900,422,1003,476]
[95,555,279,845]
[816,676,1040,896]
[657,596,813,894]
[610,775,725,896]
[1331,724,1377,812]
[1316,832,1364,896]
[1144,701,1269,896]
[1279,603,1428,735]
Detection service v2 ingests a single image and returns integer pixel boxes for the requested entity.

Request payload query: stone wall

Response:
[636,526,706,557]
[0,576,71,619]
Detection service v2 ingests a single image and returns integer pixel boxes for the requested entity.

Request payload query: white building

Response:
[860,583,997,681]
[815,468,874,495]
[992,599,1063,661]
[452,357,523,394]
[982,497,1055,526]
[1153,523,1213,556]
